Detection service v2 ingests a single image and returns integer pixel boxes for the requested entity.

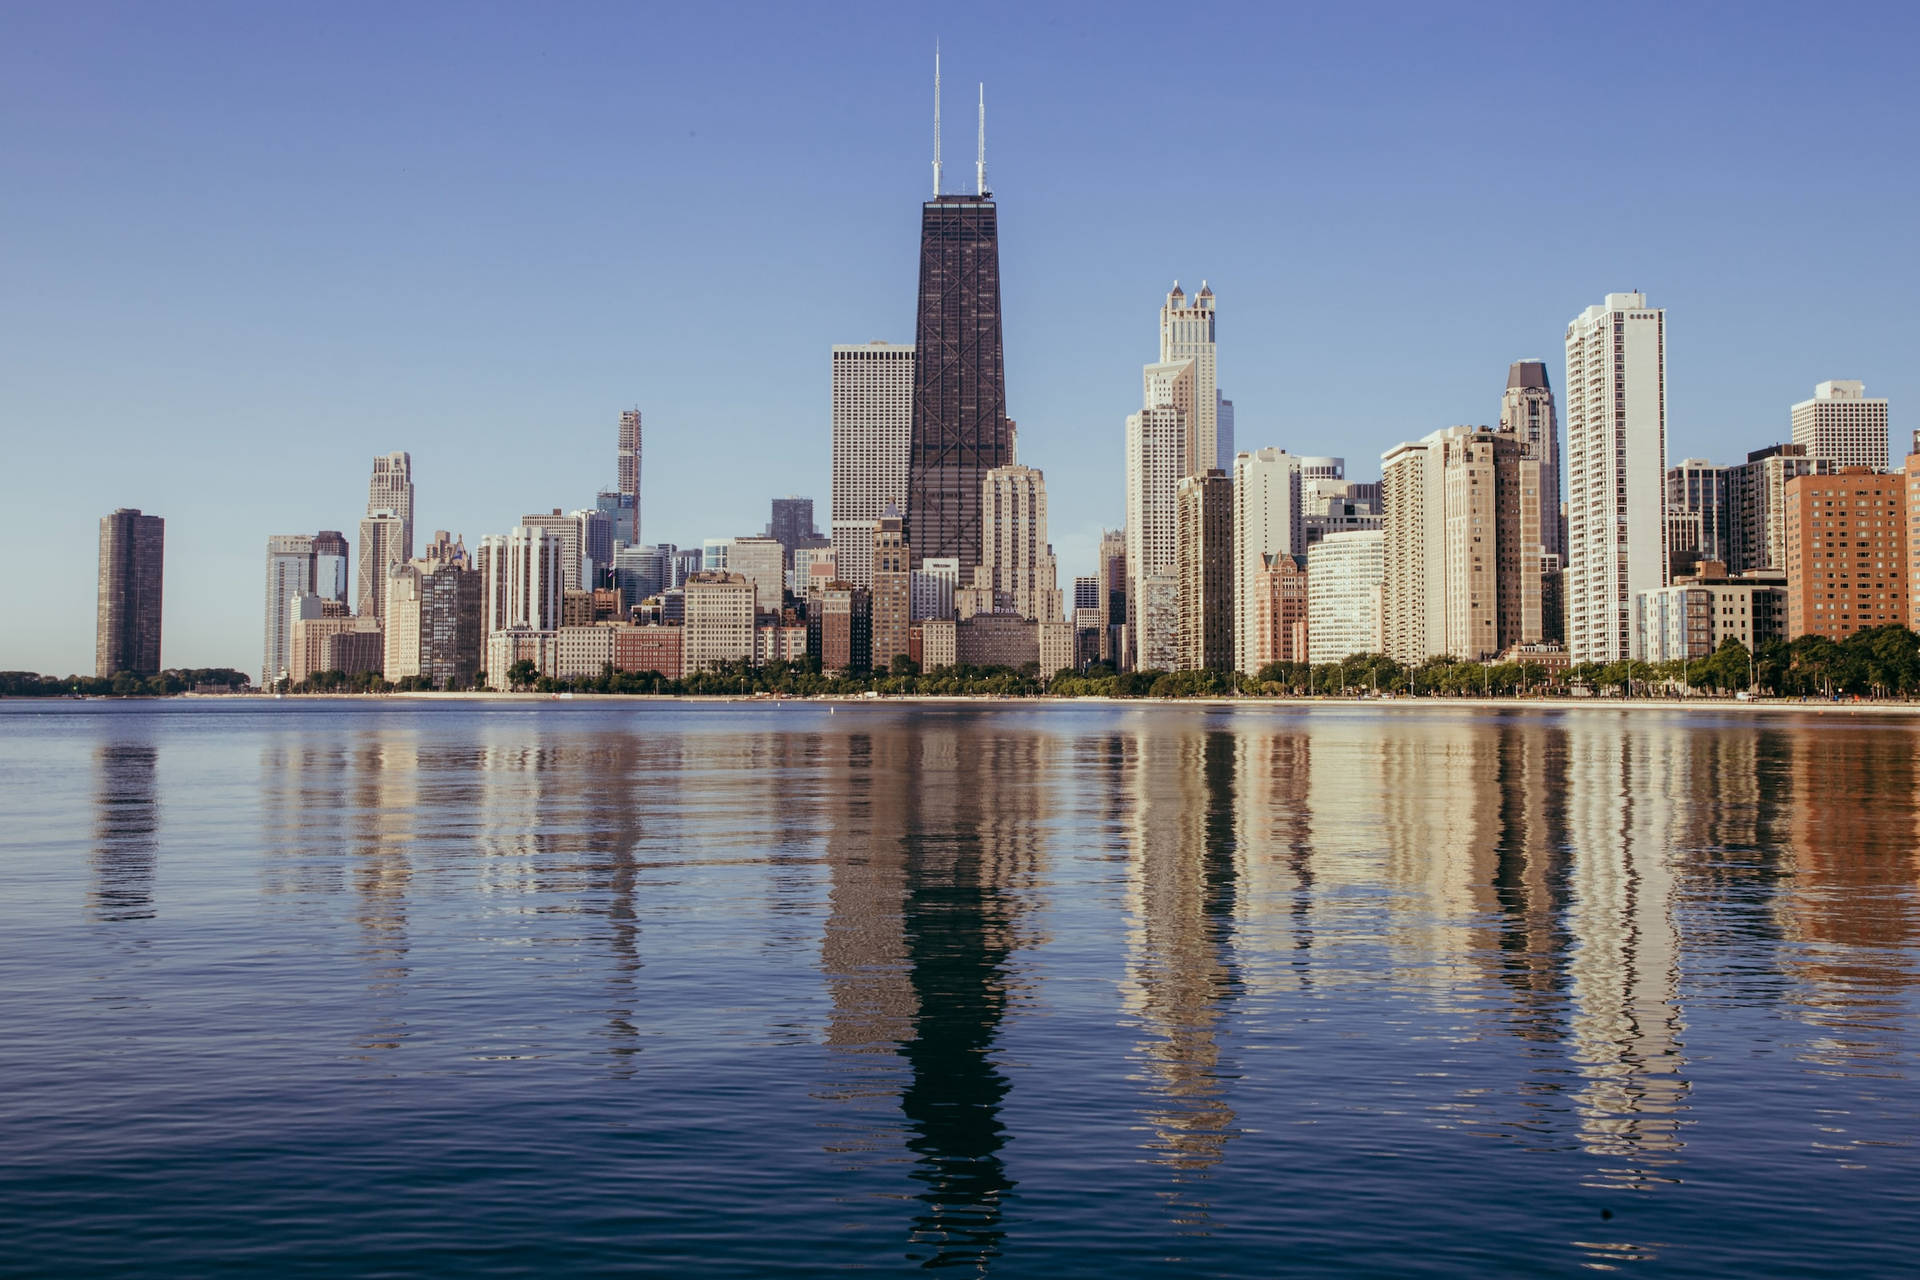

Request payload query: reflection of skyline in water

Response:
[39,704,1920,1274]
[91,740,158,922]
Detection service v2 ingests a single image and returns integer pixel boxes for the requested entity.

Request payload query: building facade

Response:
[1440,428,1542,661]
[1785,467,1907,641]
[1728,443,1834,574]
[384,559,483,689]
[980,464,1063,622]
[727,535,786,612]
[618,408,643,545]
[356,514,407,621]
[905,192,1012,576]
[832,342,913,546]
[808,582,872,674]
[366,451,415,555]
[1232,447,1303,674]
[1500,360,1562,560]
[480,526,563,635]
[96,508,165,678]
[1667,458,1730,574]
[1635,563,1788,663]
[1176,469,1234,671]
[1307,530,1385,664]
[1125,406,1186,665]
[871,506,911,670]
[1565,292,1667,663]
[683,571,756,672]
[263,533,315,686]
[1250,552,1309,669]
[1792,380,1889,472]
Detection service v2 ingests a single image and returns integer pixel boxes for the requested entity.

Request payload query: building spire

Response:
[932,42,943,197]
[976,83,988,195]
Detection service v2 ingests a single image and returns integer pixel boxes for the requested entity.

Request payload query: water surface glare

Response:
[2,700,1917,1276]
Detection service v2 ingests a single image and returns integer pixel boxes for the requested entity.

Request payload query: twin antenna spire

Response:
[931,43,988,198]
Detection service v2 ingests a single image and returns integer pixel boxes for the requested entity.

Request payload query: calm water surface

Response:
[2,700,1917,1275]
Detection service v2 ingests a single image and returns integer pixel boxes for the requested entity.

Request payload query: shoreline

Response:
[21,691,1911,717]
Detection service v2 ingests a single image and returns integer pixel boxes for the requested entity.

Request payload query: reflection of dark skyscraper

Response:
[91,741,157,921]
[906,189,1012,574]
[96,508,165,677]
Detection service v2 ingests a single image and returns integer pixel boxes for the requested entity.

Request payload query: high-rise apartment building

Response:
[1097,528,1127,665]
[366,452,415,556]
[313,530,349,604]
[1215,392,1235,474]
[1126,405,1186,664]
[871,506,911,670]
[1176,469,1234,671]
[726,535,786,613]
[617,408,643,545]
[1137,572,1180,671]
[479,526,563,634]
[1380,429,1460,665]
[1307,530,1384,664]
[979,464,1063,621]
[807,581,871,674]
[96,508,164,678]
[384,558,483,689]
[1635,562,1787,663]
[909,555,959,622]
[1500,360,1562,560]
[356,514,407,621]
[683,571,757,673]
[1667,459,1730,575]
[515,509,589,591]
[1073,577,1101,614]
[1785,467,1907,640]
[1232,448,1303,675]
[1251,553,1309,669]
[905,187,1011,575]
[832,343,913,528]
[1792,380,1888,472]
[1728,444,1834,574]
[1440,428,1542,660]
[1565,292,1667,663]
[1159,282,1218,477]
[573,508,613,587]
[263,534,316,686]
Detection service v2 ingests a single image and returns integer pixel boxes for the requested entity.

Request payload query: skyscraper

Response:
[1159,282,1218,478]
[1439,428,1542,660]
[832,342,914,588]
[977,464,1063,622]
[1232,448,1303,675]
[905,67,1011,576]
[356,514,407,620]
[1175,469,1234,671]
[1500,360,1562,560]
[1215,392,1235,474]
[480,526,563,635]
[96,508,164,678]
[263,533,315,686]
[312,530,349,604]
[366,452,415,558]
[767,497,819,566]
[1727,443,1834,573]
[618,408,643,545]
[871,505,911,670]
[1306,531,1384,664]
[1097,528,1127,665]
[1565,292,1667,663]
[1666,459,1730,574]
[1791,380,1889,472]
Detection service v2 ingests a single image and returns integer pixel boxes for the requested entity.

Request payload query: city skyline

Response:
[6,3,1919,673]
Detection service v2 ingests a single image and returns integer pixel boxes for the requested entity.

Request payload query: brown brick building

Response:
[1784,466,1907,641]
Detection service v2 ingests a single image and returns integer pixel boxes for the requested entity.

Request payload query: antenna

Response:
[976,83,987,195]
[932,43,943,197]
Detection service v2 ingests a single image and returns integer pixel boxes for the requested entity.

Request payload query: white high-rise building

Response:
[480,526,563,635]
[262,534,315,686]
[1565,292,1668,663]
[979,465,1064,622]
[519,509,586,591]
[831,342,913,534]
[1307,530,1385,664]
[726,535,786,613]
[829,519,877,589]
[1159,282,1217,477]
[1380,429,1463,664]
[1232,448,1303,675]
[911,556,960,621]
[1126,406,1186,665]
[356,514,407,621]
[1791,380,1888,472]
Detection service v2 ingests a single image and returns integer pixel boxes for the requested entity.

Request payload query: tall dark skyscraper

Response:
[96,508,165,678]
[906,60,1011,576]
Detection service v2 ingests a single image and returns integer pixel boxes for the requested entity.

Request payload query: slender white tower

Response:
[931,44,943,197]
[976,84,988,195]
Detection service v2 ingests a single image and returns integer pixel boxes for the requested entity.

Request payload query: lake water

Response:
[1,699,1916,1276]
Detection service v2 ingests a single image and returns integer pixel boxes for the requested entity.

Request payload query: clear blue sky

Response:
[5,1,1917,674]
